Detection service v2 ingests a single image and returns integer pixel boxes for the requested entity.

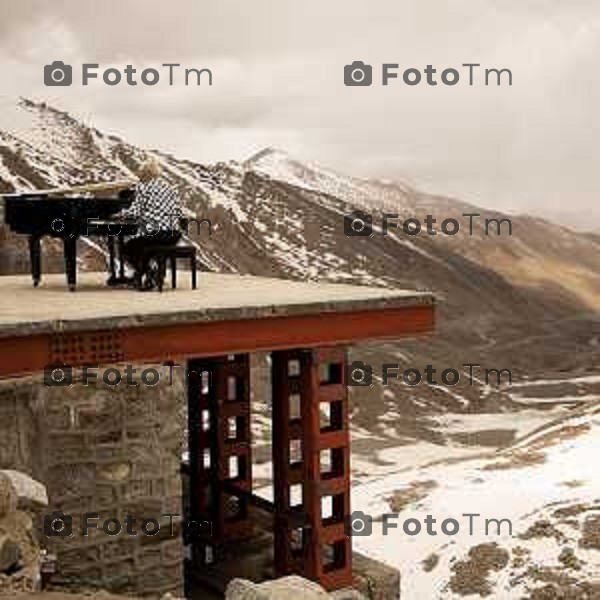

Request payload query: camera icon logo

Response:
[344,210,373,237]
[345,511,373,536]
[44,511,73,537]
[44,362,73,388]
[44,61,73,87]
[50,212,78,239]
[344,61,373,86]
[346,361,373,387]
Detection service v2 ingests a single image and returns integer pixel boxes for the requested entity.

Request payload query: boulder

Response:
[224,576,368,600]
[226,576,330,599]
[0,470,47,510]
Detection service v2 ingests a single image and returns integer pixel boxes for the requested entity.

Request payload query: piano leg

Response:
[118,234,126,280]
[29,236,41,287]
[108,236,116,280]
[63,236,77,291]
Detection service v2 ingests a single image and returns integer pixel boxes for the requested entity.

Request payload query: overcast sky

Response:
[0,0,598,227]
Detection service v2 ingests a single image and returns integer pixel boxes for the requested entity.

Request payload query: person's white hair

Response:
[136,158,162,182]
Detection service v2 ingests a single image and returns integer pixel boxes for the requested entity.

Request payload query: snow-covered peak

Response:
[245,146,413,212]
[0,98,83,150]
[245,146,324,186]
[245,146,290,167]
[0,98,146,190]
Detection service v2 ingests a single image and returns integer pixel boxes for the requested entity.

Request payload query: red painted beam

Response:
[0,334,51,380]
[123,305,434,363]
[0,304,434,379]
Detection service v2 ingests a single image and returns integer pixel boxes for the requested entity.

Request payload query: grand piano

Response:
[3,181,139,290]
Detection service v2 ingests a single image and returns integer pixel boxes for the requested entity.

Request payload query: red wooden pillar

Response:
[272,347,353,590]
[188,354,253,565]
[272,350,297,574]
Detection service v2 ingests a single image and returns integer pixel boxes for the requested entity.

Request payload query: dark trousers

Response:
[123,231,182,274]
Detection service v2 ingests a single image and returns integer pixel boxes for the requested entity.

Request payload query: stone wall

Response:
[0,366,186,597]
[0,380,40,473]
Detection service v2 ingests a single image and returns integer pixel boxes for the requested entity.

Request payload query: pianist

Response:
[115,158,183,289]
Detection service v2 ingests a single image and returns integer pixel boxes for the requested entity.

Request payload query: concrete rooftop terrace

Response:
[0,272,434,338]
[0,272,434,378]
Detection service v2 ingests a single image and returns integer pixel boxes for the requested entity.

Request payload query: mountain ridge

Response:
[0,98,598,408]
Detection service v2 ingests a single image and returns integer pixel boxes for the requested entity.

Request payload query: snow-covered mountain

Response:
[246,146,414,210]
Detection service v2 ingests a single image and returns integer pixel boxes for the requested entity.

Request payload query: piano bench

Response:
[139,244,198,291]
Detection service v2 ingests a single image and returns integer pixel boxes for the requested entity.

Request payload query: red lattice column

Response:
[188,354,253,566]
[272,347,352,590]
